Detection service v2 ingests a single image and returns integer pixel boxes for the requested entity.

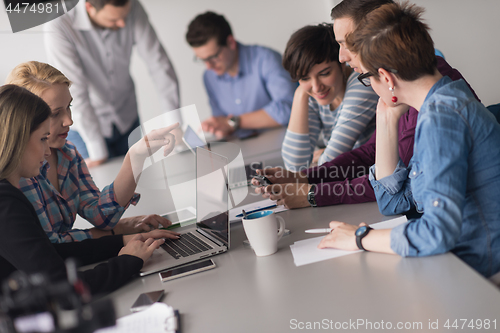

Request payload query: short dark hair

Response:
[347,2,436,81]
[186,11,233,47]
[282,23,341,81]
[86,0,129,11]
[331,0,394,27]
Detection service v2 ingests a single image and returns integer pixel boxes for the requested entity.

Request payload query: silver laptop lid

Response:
[182,125,207,153]
[195,147,229,248]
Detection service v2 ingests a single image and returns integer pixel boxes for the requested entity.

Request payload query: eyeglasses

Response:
[357,69,398,87]
[194,46,224,64]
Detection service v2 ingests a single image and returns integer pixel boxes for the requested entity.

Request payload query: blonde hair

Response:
[5,61,71,97]
[0,85,51,180]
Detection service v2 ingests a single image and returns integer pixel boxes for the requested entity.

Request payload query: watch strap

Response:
[228,115,240,130]
[356,226,373,251]
[307,184,317,207]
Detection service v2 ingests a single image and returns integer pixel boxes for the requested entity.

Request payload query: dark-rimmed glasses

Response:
[358,69,398,87]
[194,46,224,64]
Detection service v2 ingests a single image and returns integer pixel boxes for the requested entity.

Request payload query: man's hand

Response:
[201,116,234,139]
[261,183,311,209]
[113,214,173,234]
[251,167,308,192]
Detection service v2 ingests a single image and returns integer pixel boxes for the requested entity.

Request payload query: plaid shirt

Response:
[18,142,140,243]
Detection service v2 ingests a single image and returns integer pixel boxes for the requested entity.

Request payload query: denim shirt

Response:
[369,76,500,277]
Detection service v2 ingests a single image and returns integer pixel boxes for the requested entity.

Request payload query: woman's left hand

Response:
[376,98,410,120]
[113,214,173,234]
[317,221,365,251]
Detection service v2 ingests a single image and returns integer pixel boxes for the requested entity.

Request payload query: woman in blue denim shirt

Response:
[318,2,500,278]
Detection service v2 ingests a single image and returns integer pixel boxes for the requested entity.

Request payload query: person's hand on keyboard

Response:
[121,230,181,264]
[114,214,173,234]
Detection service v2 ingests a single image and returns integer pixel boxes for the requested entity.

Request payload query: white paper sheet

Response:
[229,198,288,222]
[94,303,177,333]
[290,216,408,267]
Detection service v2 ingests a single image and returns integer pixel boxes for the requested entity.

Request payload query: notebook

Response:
[140,147,230,276]
[94,303,178,333]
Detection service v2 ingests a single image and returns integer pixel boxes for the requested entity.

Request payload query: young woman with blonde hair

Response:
[7,61,178,243]
[0,84,179,294]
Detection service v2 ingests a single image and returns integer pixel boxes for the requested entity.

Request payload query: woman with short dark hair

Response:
[281,23,378,171]
[318,2,500,278]
[7,61,178,243]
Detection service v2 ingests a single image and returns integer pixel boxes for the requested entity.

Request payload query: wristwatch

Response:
[227,115,241,131]
[355,225,373,251]
[307,184,317,207]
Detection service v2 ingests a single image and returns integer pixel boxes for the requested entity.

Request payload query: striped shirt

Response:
[282,71,378,171]
[18,142,140,243]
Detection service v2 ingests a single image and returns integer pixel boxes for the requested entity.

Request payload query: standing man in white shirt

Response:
[44,0,181,167]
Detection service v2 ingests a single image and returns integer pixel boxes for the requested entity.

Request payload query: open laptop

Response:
[183,125,262,189]
[140,147,230,276]
[182,125,207,154]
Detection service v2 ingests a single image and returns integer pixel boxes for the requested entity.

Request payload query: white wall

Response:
[1,0,500,121]
[409,0,500,105]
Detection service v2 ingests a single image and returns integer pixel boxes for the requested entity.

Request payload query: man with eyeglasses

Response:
[186,11,296,139]
[44,0,182,167]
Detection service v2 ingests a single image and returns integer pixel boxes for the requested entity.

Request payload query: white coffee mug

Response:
[242,210,285,257]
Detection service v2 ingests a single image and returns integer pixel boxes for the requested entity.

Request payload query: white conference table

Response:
[90,128,500,333]
[78,128,286,229]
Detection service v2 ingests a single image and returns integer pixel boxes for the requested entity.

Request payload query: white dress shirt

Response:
[44,0,180,160]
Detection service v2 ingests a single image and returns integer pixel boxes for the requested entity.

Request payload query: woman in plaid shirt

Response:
[7,61,178,243]
[0,84,180,294]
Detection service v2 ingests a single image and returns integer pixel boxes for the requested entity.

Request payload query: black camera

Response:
[0,261,115,333]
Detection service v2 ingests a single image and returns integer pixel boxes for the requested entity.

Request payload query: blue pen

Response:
[236,204,278,218]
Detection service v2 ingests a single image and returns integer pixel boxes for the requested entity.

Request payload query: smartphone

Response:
[246,162,263,182]
[254,174,272,186]
[159,259,216,282]
[130,290,165,312]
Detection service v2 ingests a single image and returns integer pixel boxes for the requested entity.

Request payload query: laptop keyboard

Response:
[161,232,214,259]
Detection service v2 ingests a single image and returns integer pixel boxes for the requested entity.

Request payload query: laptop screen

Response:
[196,147,229,247]
[183,125,207,151]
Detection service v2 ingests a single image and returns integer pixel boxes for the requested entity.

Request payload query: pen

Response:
[236,204,278,218]
[304,228,332,233]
